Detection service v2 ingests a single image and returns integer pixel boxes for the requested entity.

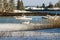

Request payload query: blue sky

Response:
[15,0,58,6]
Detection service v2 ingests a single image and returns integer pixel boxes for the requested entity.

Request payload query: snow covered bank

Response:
[0,31,60,37]
[0,23,59,31]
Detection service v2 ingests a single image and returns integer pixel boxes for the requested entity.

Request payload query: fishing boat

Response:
[14,15,32,21]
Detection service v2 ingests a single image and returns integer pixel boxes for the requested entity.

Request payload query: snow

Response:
[48,8,60,10]
[25,7,44,10]
[13,10,31,13]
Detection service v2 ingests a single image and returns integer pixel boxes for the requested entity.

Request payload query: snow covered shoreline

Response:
[0,31,60,37]
[0,23,59,31]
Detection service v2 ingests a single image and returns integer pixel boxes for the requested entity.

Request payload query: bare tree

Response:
[0,0,3,12]
[8,0,15,12]
[3,0,8,12]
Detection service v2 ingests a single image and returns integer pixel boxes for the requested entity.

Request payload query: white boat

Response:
[14,15,32,21]
[42,15,60,21]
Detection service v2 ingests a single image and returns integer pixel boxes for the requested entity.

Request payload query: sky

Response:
[15,0,58,6]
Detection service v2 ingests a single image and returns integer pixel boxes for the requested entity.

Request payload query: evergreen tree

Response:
[42,3,45,8]
[8,0,15,12]
[48,2,53,8]
[36,5,39,8]
[17,0,20,10]
[17,0,24,10]
[20,0,24,10]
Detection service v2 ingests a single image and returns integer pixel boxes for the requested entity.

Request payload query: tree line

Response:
[0,0,24,12]
[0,0,60,12]
[37,1,60,8]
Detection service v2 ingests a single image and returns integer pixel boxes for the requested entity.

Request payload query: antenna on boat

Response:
[55,13,57,16]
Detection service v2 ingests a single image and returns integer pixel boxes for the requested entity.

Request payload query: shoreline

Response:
[0,23,59,31]
[0,12,60,16]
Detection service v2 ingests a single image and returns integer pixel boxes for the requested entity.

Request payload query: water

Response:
[42,11,60,14]
[32,11,60,14]
[0,16,60,40]
[0,16,43,23]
